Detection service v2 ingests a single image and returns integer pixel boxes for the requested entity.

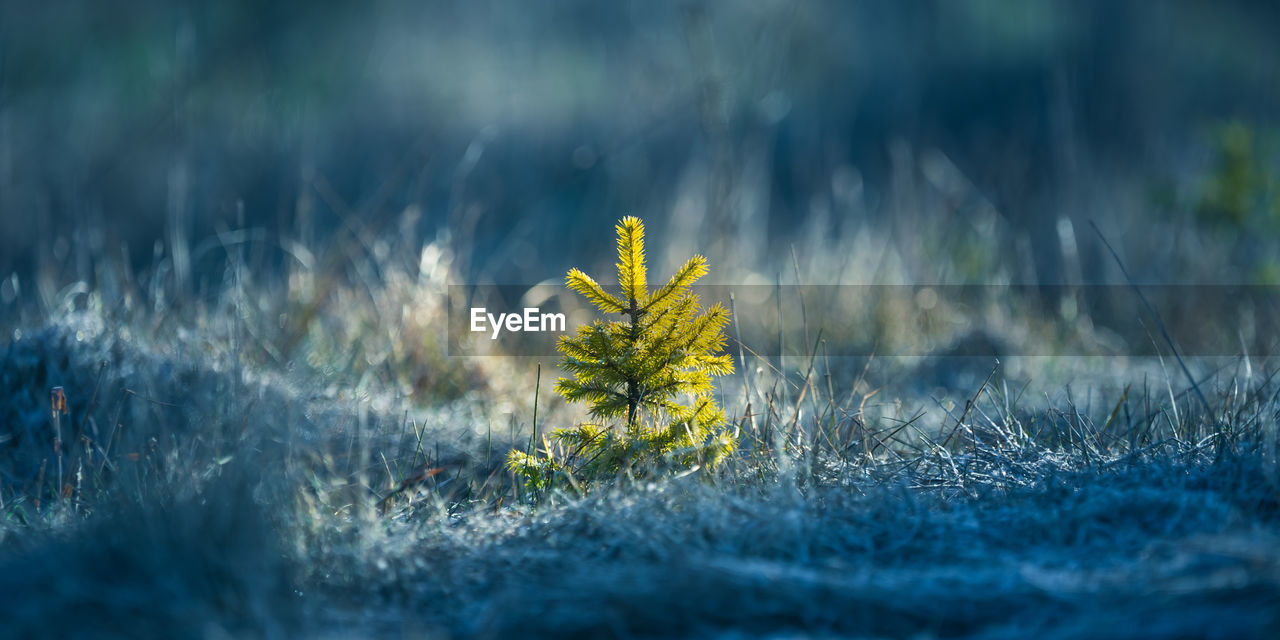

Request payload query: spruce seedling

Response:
[507,216,736,494]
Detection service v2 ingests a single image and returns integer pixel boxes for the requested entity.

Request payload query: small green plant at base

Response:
[507,216,736,495]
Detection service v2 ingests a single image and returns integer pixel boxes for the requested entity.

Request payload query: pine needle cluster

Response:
[507,216,736,494]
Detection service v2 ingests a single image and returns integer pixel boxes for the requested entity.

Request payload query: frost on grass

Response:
[3,264,1280,637]
[325,446,1280,639]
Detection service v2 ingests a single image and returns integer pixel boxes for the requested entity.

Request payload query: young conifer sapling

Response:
[507,216,736,494]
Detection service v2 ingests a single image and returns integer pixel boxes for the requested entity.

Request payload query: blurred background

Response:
[2,0,1279,358]
[6,5,1280,636]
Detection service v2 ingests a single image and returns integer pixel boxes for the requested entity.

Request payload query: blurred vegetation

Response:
[1197,122,1278,228]
[1192,121,1280,284]
[2,0,1280,293]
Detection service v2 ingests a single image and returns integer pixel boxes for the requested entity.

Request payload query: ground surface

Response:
[2,310,1278,639]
